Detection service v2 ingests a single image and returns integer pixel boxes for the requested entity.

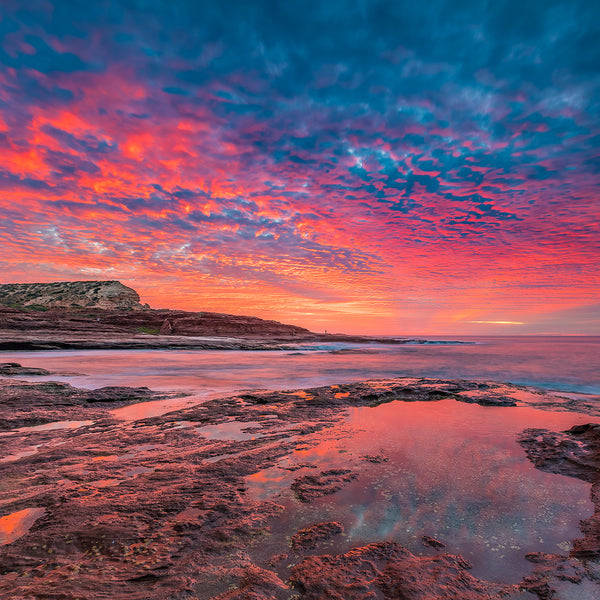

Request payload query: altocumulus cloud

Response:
[0,0,598,333]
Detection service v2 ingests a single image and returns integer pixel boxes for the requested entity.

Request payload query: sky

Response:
[0,0,598,335]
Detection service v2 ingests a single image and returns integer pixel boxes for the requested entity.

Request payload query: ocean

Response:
[2,335,599,398]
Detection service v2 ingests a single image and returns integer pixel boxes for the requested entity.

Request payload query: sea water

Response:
[2,336,599,398]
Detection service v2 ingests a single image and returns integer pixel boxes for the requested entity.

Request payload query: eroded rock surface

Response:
[290,522,344,552]
[0,373,598,599]
[0,362,51,376]
[0,377,173,429]
[518,423,600,595]
[289,542,515,599]
[518,423,600,484]
[0,306,315,351]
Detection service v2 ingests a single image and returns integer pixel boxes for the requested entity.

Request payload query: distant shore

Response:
[0,306,466,351]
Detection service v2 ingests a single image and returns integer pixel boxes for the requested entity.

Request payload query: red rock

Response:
[2,374,598,599]
[518,423,600,593]
[289,541,514,599]
[290,521,344,552]
[291,469,358,503]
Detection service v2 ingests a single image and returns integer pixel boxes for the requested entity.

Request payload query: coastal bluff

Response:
[0,280,416,350]
[0,279,321,350]
[0,281,144,310]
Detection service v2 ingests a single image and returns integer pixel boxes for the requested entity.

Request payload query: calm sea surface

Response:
[2,335,599,397]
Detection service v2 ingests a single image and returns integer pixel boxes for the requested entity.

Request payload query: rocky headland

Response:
[0,369,599,599]
[0,281,445,350]
[0,305,320,351]
[0,281,146,311]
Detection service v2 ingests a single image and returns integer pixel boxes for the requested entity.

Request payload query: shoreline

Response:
[0,334,469,352]
[0,306,469,351]
[0,366,599,598]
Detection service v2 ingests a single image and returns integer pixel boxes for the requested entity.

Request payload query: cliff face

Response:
[99,310,313,337]
[0,280,318,348]
[0,281,144,310]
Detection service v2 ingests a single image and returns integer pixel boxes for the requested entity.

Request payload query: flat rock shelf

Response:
[0,370,599,599]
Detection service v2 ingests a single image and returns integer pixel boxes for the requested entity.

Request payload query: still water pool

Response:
[247,399,593,584]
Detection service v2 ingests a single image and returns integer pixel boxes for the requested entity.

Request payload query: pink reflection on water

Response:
[247,400,595,583]
[110,393,211,421]
[0,420,93,436]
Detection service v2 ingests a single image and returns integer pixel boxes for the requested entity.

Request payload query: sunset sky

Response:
[0,0,598,335]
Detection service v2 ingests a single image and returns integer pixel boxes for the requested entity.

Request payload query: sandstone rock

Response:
[0,379,172,430]
[1,375,597,600]
[213,566,288,599]
[518,425,600,484]
[517,423,600,593]
[159,318,173,334]
[0,280,143,310]
[0,362,50,376]
[0,304,316,350]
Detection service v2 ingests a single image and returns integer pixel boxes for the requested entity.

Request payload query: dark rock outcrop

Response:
[517,423,600,596]
[0,378,172,429]
[0,362,50,376]
[519,424,600,559]
[0,306,316,350]
[518,424,600,484]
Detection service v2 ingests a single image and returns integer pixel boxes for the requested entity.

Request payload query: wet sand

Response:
[0,366,599,599]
